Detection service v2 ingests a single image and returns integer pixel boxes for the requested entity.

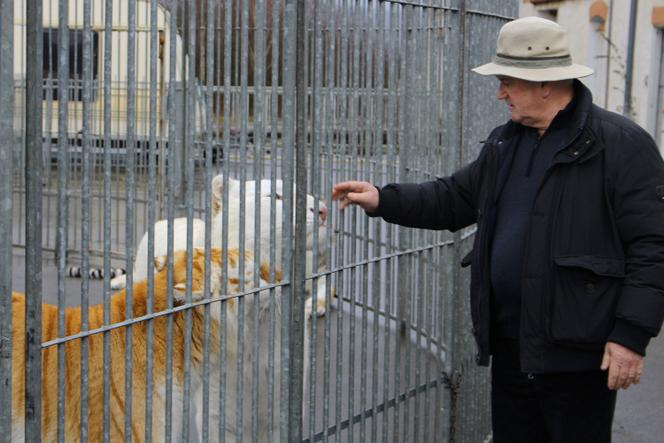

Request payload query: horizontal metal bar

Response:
[372,0,515,22]
[309,228,476,280]
[302,374,451,443]
[41,280,285,349]
[333,294,449,352]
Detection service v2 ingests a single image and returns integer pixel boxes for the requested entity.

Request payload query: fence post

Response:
[286,0,307,440]
[25,0,44,440]
[449,1,467,440]
[0,0,15,438]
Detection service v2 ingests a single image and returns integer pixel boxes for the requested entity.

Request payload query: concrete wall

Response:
[520,0,664,151]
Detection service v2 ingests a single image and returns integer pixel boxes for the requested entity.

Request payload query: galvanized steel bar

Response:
[281,0,297,439]
[291,0,309,439]
[252,0,267,440]
[144,0,160,440]
[322,3,337,440]
[267,0,281,439]
[199,0,216,440]
[165,1,179,438]
[181,0,198,438]
[307,0,323,438]
[78,0,96,438]
[124,0,138,438]
[217,0,234,437]
[101,0,113,439]
[24,0,44,439]
[0,0,14,436]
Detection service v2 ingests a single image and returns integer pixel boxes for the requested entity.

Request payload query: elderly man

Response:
[332,17,664,443]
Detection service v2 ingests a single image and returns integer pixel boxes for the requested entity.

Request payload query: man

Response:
[332,17,664,443]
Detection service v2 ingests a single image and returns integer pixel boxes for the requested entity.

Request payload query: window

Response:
[42,28,99,101]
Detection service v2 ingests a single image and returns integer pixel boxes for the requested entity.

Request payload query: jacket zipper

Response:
[519,129,587,349]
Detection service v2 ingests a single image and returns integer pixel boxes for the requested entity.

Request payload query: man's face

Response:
[495,76,544,128]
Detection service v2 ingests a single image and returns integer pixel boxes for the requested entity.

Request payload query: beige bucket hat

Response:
[472,16,593,82]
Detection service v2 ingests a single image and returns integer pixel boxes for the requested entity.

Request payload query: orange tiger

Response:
[11,247,284,442]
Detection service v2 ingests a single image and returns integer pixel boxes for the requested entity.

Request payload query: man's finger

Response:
[616,364,630,390]
[607,361,619,390]
[600,347,610,371]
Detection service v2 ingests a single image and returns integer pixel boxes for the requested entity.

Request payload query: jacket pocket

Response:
[461,250,473,268]
[548,255,625,347]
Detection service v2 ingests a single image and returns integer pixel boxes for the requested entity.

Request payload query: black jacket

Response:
[373,81,664,372]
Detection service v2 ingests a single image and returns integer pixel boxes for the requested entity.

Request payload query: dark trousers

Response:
[491,338,617,443]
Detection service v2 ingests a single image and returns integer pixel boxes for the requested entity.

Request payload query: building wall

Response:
[520,0,664,151]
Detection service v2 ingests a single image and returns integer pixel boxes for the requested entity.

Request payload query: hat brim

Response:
[472,62,594,82]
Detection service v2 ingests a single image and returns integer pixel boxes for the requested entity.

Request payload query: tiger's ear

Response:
[212,174,227,200]
[154,255,168,272]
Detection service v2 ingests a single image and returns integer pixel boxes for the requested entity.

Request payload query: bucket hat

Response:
[472,16,593,82]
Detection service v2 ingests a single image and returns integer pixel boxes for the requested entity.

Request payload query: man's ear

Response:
[539,81,553,99]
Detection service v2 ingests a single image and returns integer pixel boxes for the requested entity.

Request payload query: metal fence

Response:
[1,0,516,441]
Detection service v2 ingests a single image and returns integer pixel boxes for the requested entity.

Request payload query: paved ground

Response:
[612,333,664,443]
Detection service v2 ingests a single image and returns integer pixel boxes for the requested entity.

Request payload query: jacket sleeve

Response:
[606,126,664,355]
[369,153,484,232]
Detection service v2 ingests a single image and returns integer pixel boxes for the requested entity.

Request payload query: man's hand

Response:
[600,341,644,390]
[331,181,379,212]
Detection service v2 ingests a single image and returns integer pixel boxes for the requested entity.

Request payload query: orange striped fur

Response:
[11,247,276,442]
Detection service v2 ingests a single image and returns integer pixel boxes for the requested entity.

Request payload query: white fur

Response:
[111,176,331,316]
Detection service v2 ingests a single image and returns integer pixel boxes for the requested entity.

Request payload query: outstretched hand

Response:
[331,181,379,212]
[600,341,644,390]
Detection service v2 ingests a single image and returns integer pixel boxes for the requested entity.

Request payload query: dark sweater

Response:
[490,101,578,339]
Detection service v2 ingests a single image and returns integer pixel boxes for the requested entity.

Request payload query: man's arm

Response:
[333,155,485,232]
[603,126,664,390]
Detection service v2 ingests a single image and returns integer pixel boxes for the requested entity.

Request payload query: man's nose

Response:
[496,85,507,100]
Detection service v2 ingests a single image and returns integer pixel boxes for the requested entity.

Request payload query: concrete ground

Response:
[612,333,664,443]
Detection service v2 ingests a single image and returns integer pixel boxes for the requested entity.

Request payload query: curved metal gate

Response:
[1,1,516,441]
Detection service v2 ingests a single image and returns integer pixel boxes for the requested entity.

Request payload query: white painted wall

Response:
[519,0,664,152]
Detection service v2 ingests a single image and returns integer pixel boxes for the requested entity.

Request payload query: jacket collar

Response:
[488,80,601,163]
[493,79,593,143]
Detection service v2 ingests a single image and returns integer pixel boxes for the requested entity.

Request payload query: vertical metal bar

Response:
[308,0,323,438]
[200,0,215,440]
[217,0,234,439]
[236,0,250,439]
[24,0,43,440]
[0,0,15,436]
[78,0,94,436]
[291,0,308,437]
[359,3,372,440]
[252,0,266,441]
[165,0,179,440]
[124,0,138,438]
[371,3,385,440]
[346,2,361,439]
[144,0,160,440]
[267,1,281,440]
[181,0,197,438]
[322,2,336,439]
[101,0,113,440]
[334,2,349,441]
[623,0,637,117]
[281,0,296,439]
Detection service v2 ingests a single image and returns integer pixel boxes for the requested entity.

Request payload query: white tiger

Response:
[110,175,331,316]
